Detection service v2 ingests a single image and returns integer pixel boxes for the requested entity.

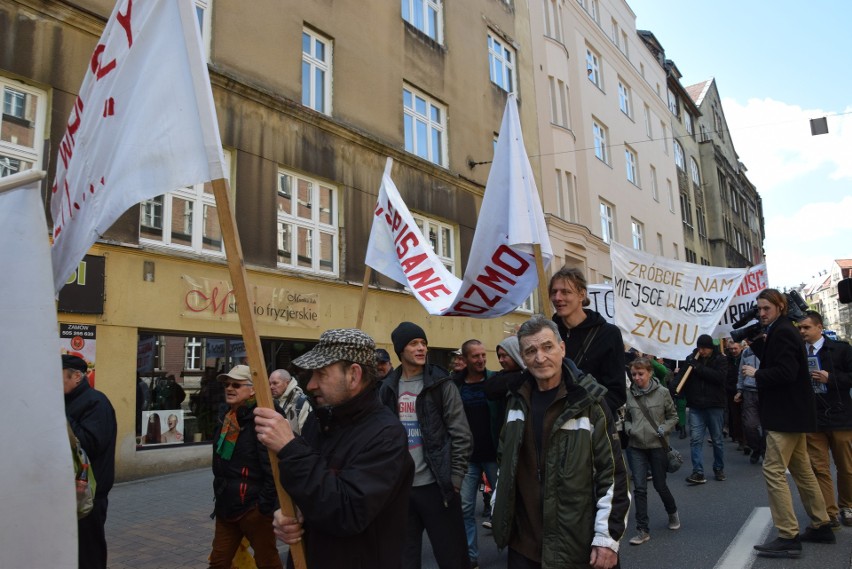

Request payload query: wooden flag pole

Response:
[533,244,551,318]
[355,266,372,329]
[675,365,693,395]
[0,169,45,195]
[211,179,307,569]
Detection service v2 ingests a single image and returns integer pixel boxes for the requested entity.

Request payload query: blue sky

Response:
[628,0,852,289]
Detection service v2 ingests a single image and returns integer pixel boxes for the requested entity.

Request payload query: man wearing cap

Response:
[254,329,414,569]
[269,369,310,435]
[380,322,472,569]
[209,365,282,569]
[676,334,728,485]
[63,354,117,569]
[376,348,394,380]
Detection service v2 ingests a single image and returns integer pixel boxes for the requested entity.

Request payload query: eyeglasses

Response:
[222,381,252,389]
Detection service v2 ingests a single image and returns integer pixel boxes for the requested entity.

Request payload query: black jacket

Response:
[678,347,728,409]
[380,364,472,502]
[811,336,852,431]
[751,317,816,433]
[279,386,414,569]
[552,310,627,412]
[725,354,741,395]
[211,403,278,519]
[65,379,116,499]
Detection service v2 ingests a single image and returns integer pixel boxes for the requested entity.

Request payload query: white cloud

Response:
[722,98,852,193]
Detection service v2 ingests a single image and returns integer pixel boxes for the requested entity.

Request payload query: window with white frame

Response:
[650,165,659,201]
[685,112,694,136]
[661,122,668,155]
[412,213,456,274]
[592,119,608,163]
[667,88,679,118]
[277,169,339,275]
[402,0,443,43]
[302,28,332,115]
[621,30,629,56]
[1,78,46,178]
[589,0,599,22]
[673,139,685,170]
[657,232,664,255]
[690,157,701,185]
[194,0,212,61]
[556,169,578,223]
[625,146,638,185]
[680,192,693,227]
[600,200,614,244]
[586,48,601,88]
[631,219,645,251]
[667,179,674,212]
[403,85,447,167]
[643,103,652,138]
[697,205,707,237]
[488,32,515,93]
[140,151,233,255]
[185,337,203,370]
[611,19,619,46]
[617,80,631,117]
[548,76,570,128]
[544,0,563,42]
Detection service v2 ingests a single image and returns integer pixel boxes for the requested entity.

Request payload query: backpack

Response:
[67,422,97,519]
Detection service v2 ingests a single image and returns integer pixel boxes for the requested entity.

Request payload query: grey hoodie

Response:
[498,336,525,369]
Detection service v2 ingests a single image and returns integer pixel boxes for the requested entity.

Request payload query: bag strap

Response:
[573,325,601,368]
[634,395,670,449]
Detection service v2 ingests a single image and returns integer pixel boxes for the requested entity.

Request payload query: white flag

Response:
[50,0,226,293]
[713,263,768,338]
[366,95,552,317]
[610,241,746,359]
[0,171,78,568]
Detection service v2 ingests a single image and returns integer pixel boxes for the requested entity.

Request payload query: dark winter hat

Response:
[697,334,715,349]
[391,322,427,355]
[62,354,88,374]
[294,329,376,370]
[374,348,391,363]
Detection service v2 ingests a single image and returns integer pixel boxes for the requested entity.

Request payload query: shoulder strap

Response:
[635,394,669,447]
[573,324,601,368]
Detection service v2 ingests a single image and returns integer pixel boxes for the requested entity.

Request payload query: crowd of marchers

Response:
[64,267,852,569]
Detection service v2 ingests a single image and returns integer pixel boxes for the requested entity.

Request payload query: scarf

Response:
[215,398,256,460]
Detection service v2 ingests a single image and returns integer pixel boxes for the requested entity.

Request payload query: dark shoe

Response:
[743,447,752,456]
[679,428,687,439]
[686,472,706,485]
[629,529,650,545]
[829,517,841,530]
[841,508,852,527]
[754,536,802,558]
[469,559,479,569]
[714,469,726,481]
[800,524,836,543]
[750,452,762,465]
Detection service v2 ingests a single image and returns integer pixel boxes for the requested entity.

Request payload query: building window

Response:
[657,232,664,255]
[667,179,674,212]
[685,112,694,136]
[673,140,685,170]
[631,219,645,251]
[402,0,443,43]
[621,30,629,56]
[194,0,212,61]
[667,88,680,118]
[680,192,693,227]
[586,48,601,88]
[488,33,515,93]
[277,169,339,275]
[412,213,456,274]
[661,122,668,155]
[712,105,724,141]
[185,337,203,371]
[139,151,232,255]
[618,80,631,117]
[600,200,614,244]
[611,18,618,46]
[643,103,652,138]
[302,28,332,115]
[625,146,638,186]
[548,76,570,128]
[593,119,608,163]
[556,169,578,223]
[588,0,599,22]
[403,85,447,167]
[690,157,701,186]
[1,78,46,178]
[544,0,563,42]
[650,165,659,201]
[697,205,707,237]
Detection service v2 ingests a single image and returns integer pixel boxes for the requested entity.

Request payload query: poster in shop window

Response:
[60,323,97,388]
[140,410,185,445]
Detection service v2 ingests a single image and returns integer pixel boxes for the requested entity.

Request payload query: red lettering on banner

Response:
[449,300,488,315]
[736,269,766,295]
[400,253,427,274]
[396,231,419,257]
[464,284,501,308]
[91,44,117,80]
[419,284,452,300]
[58,96,85,170]
[116,0,134,47]
[408,268,441,290]
[476,264,517,294]
[185,287,234,315]
[492,244,529,276]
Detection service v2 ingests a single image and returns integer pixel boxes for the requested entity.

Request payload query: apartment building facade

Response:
[0,0,537,479]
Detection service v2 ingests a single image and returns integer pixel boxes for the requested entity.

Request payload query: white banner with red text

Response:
[50,0,226,293]
[712,263,768,338]
[611,242,747,360]
[365,95,552,317]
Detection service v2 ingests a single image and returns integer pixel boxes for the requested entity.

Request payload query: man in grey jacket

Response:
[380,321,473,569]
[734,340,764,464]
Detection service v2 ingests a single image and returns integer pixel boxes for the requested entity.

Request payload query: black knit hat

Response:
[697,334,715,349]
[391,322,427,356]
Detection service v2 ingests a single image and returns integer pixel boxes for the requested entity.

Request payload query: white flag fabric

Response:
[610,242,746,359]
[366,95,552,317]
[713,263,768,338]
[50,0,226,293]
[0,172,78,568]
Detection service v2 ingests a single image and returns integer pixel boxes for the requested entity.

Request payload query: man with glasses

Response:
[209,365,282,569]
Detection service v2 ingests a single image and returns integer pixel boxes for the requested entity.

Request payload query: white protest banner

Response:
[587,283,615,324]
[366,95,552,317]
[610,241,746,359]
[713,263,768,338]
[0,171,78,568]
[50,0,226,293]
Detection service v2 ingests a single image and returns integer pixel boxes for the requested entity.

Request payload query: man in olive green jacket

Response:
[492,316,630,569]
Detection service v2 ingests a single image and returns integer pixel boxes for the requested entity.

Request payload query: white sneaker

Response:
[668,512,681,530]
[629,530,650,545]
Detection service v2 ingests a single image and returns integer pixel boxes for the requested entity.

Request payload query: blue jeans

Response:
[460,461,498,561]
[627,447,677,531]
[689,407,725,474]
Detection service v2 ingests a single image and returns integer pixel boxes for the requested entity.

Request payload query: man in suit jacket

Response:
[743,289,833,558]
